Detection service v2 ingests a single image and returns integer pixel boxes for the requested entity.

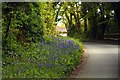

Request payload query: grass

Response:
[2,36,83,78]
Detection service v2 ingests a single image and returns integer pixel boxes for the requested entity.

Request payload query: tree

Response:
[2,2,56,56]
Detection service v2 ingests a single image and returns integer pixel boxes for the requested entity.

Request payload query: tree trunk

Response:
[73,13,81,35]
[55,3,62,22]
[84,18,87,34]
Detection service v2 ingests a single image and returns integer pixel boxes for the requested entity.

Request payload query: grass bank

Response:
[2,36,83,78]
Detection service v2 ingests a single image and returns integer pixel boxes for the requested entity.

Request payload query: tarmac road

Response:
[76,42,118,78]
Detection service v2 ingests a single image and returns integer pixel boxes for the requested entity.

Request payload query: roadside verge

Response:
[68,47,88,78]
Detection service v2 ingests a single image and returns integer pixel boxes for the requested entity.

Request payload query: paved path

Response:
[76,42,118,78]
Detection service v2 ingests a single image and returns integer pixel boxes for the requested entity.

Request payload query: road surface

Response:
[76,42,118,78]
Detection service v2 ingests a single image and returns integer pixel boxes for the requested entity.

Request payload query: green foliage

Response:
[2,36,83,78]
[106,19,120,34]
[2,2,56,55]
[2,3,42,49]
[58,2,120,40]
[2,2,120,78]
[58,2,82,38]
[80,2,120,40]
[39,2,56,36]
[2,2,83,78]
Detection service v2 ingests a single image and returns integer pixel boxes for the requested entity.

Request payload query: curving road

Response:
[76,42,118,78]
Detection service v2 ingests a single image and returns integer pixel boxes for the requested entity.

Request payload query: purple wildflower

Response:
[44,62,47,66]
[77,46,80,49]
[40,42,43,45]
[61,43,67,48]
[38,63,42,67]
[68,40,73,44]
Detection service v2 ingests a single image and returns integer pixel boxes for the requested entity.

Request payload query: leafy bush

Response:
[2,2,56,55]
[2,36,83,78]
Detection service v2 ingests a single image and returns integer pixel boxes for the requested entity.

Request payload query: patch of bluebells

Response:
[5,36,82,78]
[38,36,81,70]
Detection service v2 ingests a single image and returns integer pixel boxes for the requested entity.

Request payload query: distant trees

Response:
[56,2,82,37]
[55,2,120,40]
